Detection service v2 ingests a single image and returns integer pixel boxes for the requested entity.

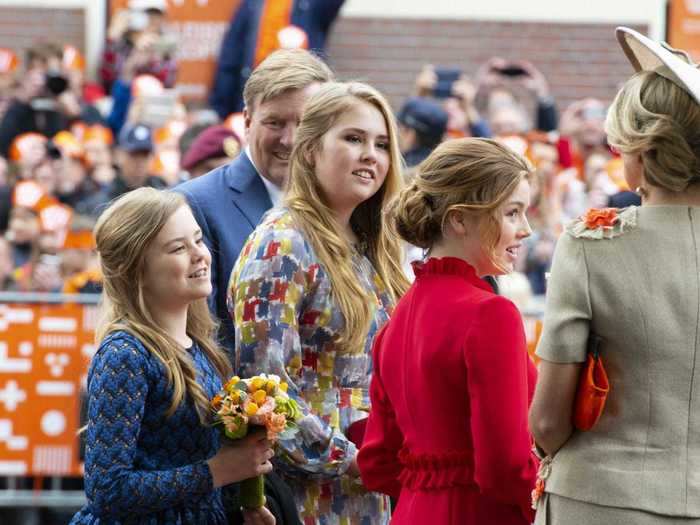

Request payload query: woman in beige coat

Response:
[530,27,700,524]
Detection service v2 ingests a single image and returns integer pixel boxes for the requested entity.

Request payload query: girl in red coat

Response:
[358,137,539,524]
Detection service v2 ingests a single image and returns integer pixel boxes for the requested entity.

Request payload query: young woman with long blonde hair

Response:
[228,81,409,524]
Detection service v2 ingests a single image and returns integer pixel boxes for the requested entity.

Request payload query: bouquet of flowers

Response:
[211,373,301,509]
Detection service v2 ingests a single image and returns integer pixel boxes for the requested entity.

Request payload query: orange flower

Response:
[584,208,618,229]
[266,412,286,435]
[211,394,222,410]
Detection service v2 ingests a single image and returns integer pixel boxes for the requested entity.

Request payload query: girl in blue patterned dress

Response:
[228,82,410,525]
[70,188,275,525]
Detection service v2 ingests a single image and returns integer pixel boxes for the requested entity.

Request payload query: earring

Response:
[635,186,648,199]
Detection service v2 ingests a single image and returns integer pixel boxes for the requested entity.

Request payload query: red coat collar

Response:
[411,257,494,293]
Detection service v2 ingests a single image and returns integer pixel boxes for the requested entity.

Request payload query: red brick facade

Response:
[0,7,85,61]
[0,7,645,114]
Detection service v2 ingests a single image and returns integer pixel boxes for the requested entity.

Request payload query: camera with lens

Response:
[45,69,68,97]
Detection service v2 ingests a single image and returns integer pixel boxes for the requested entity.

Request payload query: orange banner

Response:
[110,0,242,101]
[0,301,97,476]
[668,0,700,61]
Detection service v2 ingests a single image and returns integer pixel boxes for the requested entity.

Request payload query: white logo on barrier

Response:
[32,445,70,474]
[0,343,31,374]
[18,342,32,356]
[45,352,70,377]
[0,419,28,451]
[0,306,34,331]
[0,380,26,411]
[40,410,66,437]
[39,317,77,332]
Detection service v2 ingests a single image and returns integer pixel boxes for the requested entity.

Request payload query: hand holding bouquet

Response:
[211,374,301,509]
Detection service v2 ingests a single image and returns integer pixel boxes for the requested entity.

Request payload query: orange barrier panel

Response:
[0,294,544,479]
[0,297,98,477]
[668,0,700,62]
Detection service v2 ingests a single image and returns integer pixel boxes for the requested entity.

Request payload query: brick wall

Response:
[326,18,648,113]
[0,7,85,64]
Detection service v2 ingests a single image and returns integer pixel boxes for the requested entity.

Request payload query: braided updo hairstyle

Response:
[605,70,700,192]
[389,137,532,261]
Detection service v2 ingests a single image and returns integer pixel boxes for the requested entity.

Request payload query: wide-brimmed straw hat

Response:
[616,26,700,104]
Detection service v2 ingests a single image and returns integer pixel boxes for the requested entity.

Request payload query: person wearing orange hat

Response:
[210,0,345,118]
[81,124,116,187]
[8,132,49,179]
[9,182,73,293]
[49,130,106,213]
[6,181,44,267]
[6,180,70,267]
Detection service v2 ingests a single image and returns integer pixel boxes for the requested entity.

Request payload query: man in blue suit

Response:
[175,48,333,355]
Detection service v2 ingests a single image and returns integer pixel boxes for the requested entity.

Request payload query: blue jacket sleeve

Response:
[83,336,213,517]
[312,0,345,34]
[209,3,252,118]
[106,79,132,136]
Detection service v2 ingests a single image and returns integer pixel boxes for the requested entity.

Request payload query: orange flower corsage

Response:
[583,208,619,230]
[569,206,637,240]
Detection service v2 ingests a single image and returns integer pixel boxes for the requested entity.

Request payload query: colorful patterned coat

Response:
[228,208,393,525]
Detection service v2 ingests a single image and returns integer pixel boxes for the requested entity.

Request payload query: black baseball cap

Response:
[397,97,448,140]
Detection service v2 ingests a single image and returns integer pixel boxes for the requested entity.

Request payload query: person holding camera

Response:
[0,43,104,159]
[414,64,492,140]
[100,0,176,94]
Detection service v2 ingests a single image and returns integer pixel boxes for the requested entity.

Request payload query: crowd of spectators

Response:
[396,59,639,300]
[0,1,636,306]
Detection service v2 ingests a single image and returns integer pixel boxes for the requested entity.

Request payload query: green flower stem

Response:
[240,474,265,509]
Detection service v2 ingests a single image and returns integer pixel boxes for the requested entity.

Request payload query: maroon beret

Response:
[181,125,242,171]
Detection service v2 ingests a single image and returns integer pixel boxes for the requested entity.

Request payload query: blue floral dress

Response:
[70,330,226,525]
[228,208,394,525]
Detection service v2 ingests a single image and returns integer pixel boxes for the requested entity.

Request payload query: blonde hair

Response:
[285,81,409,352]
[390,138,532,263]
[243,48,334,113]
[605,70,700,192]
[94,188,231,422]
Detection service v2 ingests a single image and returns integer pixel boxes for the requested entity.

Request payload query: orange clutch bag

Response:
[573,334,609,431]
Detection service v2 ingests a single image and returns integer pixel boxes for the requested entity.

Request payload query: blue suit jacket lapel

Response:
[226,152,273,228]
